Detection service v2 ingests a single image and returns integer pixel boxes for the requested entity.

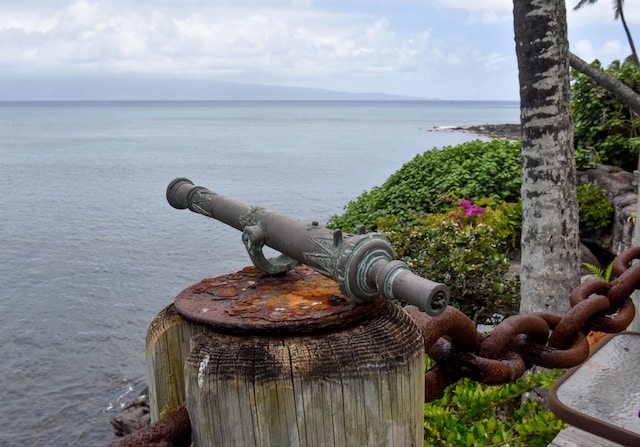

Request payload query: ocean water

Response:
[0,100,519,446]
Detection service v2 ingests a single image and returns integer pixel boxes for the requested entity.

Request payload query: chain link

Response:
[407,246,640,401]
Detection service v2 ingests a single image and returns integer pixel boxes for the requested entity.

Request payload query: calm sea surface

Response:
[0,100,519,446]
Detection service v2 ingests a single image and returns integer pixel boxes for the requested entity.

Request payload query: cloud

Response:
[483,52,508,71]
[0,0,522,99]
[573,39,595,61]
[433,0,511,12]
[433,0,512,25]
[1,1,437,82]
[463,11,512,26]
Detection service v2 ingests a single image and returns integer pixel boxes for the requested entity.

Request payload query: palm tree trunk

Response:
[513,0,580,315]
[617,3,639,65]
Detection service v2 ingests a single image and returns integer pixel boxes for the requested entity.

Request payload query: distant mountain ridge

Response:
[0,77,428,101]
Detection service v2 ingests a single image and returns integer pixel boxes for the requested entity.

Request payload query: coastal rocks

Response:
[578,165,637,263]
[433,123,522,139]
[461,123,522,139]
[111,388,151,436]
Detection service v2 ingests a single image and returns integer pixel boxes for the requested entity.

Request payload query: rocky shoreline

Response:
[110,387,151,437]
[456,123,522,139]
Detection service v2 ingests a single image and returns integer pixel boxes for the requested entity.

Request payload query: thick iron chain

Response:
[406,246,640,402]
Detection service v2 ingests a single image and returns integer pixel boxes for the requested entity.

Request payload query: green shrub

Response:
[328,139,521,232]
[478,197,523,252]
[424,367,566,446]
[380,199,521,324]
[576,183,614,230]
[572,60,640,171]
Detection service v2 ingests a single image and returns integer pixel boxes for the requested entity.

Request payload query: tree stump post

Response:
[146,265,425,446]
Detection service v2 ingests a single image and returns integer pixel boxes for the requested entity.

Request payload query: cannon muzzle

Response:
[167,178,449,316]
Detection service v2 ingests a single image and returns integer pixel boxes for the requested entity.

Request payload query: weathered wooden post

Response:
[146,266,427,446]
[143,178,451,446]
[145,304,204,422]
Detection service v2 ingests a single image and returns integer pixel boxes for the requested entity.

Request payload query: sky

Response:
[1,0,638,100]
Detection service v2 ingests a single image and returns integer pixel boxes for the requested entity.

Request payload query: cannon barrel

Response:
[167,178,449,316]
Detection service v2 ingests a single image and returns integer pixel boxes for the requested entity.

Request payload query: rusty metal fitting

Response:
[105,406,191,447]
[174,265,385,333]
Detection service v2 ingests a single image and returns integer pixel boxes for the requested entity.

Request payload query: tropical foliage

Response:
[424,366,566,447]
[328,139,621,324]
[328,139,521,232]
[576,183,615,230]
[572,59,640,171]
[380,197,521,324]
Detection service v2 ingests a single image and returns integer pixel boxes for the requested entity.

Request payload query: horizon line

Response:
[0,98,521,103]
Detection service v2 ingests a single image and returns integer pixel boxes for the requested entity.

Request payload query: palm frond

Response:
[574,0,599,11]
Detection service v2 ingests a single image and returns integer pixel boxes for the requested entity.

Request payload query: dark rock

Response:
[111,387,151,437]
[578,165,637,261]
[435,123,522,139]
[580,244,601,272]
[463,123,522,139]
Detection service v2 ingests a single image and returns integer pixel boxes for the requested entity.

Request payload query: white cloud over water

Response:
[1,0,637,100]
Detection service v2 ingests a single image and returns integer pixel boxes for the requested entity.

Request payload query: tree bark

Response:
[568,51,640,116]
[513,0,580,315]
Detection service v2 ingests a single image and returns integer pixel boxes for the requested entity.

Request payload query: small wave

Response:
[106,382,135,411]
[430,125,465,133]
[103,375,146,413]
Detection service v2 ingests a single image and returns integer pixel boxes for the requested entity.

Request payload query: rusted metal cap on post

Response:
[174,265,385,334]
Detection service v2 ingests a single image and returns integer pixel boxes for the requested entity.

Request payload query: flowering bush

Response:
[380,199,521,324]
[328,139,521,232]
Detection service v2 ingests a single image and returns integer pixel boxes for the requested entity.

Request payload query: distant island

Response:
[0,77,431,102]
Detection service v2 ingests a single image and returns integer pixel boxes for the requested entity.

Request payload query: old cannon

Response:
[166,178,449,316]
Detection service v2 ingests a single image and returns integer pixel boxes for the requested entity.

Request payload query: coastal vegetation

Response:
[327,52,637,447]
[329,139,522,232]
[576,183,615,230]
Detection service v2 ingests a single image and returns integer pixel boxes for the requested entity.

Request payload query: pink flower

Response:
[459,199,472,210]
[466,207,485,217]
[458,198,485,217]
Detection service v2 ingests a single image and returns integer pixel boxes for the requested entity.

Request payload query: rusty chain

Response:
[406,245,640,402]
